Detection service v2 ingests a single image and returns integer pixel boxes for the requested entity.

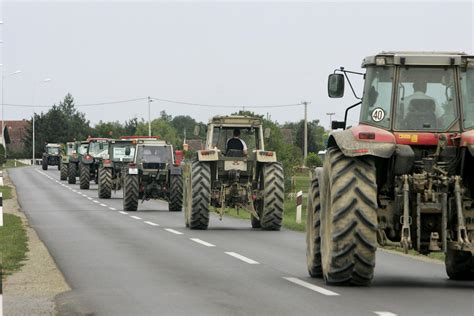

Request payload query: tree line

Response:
[14,94,327,173]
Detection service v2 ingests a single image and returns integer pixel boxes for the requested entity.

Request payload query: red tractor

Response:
[306,52,474,285]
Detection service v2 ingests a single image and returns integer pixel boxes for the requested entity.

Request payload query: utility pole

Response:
[326,112,336,130]
[302,101,310,167]
[32,112,35,164]
[147,96,153,136]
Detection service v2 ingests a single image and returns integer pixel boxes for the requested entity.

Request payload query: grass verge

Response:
[0,213,29,277]
[0,185,12,200]
[1,159,27,170]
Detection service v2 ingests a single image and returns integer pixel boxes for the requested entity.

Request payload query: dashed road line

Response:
[283,277,339,296]
[374,312,398,316]
[144,221,159,226]
[100,203,107,207]
[109,207,117,211]
[118,211,128,215]
[93,200,100,204]
[130,215,142,220]
[225,252,259,264]
[165,228,184,235]
[190,238,215,247]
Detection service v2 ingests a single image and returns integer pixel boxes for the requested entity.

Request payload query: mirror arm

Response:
[342,101,362,129]
[335,67,363,100]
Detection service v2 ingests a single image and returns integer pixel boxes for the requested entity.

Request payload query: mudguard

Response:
[460,130,474,156]
[328,125,396,158]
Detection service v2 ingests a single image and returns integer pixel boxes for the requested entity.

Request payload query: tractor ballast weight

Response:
[183,115,284,230]
[307,52,474,285]
[42,143,61,170]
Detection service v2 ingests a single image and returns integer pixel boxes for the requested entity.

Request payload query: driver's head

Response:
[233,129,241,137]
[413,81,427,93]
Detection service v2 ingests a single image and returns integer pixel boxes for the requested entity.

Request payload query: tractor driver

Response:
[404,80,442,118]
[226,128,248,156]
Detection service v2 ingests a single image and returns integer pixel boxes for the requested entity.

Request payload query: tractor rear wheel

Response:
[445,248,474,280]
[169,174,183,212]
[60,163,68,180]
[98,167,112,199]
[68,163,77,184]
[42,158,48,170]
[320,147,378,285]
[79,163,90,189]
[57,162,61,170]
[123,173,139,212]
[306,168,323,277]
[187,160,211,230]
[259,162,284,231]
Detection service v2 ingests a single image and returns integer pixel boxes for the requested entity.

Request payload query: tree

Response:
[136,118,179,147]
[305,152,322,168]
[92,121,126,138]
[0,144,6,165]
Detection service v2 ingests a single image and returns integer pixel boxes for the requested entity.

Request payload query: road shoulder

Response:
[3,169,71,315]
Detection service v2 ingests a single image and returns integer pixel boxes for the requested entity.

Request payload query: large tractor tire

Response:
[123,173,139,212]
[445,248,474,280]
[79,163,91,189]
[186,160,211,230]
[319,147,378,286]
[68,163,77,184]
[259,162,284,231]
[42,158,48,170]
[60,163,68,180]
[169,174,183,212]
[306,168,323,277]
[57,161,61,170]
[98,167,112,199]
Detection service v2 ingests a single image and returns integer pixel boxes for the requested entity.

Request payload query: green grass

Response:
[1,159,27,170]
[0,213,29,277]
[0,185,12,200]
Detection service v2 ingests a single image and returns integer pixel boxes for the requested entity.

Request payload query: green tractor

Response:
[97,139,135,199]
[122,137,183,212]
[79,138,111,189]
[182,115,284,230]
[42,143,61,170]
[64,141,89,184]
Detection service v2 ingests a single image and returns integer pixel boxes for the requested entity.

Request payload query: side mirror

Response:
[331,120,346,130]
[125,147,131,156]
[328,74,345,98]
[193,125,200,136]
[264,127,271,139]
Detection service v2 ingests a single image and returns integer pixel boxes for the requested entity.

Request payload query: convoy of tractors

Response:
[41,51,473,285]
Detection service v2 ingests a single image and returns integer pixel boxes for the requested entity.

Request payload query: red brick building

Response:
[1,120,29,156]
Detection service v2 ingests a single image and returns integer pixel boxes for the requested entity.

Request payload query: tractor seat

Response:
[405,99,437,129]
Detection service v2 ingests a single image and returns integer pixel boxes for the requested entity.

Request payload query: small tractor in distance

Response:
[306,52,474,286]
[42,143,61,170]
[65,141,88,184]
[79,138,111,189]
[97,139,135,198]
[121,136,183,212]
[182,115,284,230]
[60,142,75,180]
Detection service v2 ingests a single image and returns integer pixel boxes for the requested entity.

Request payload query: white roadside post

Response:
[296,190,303,224]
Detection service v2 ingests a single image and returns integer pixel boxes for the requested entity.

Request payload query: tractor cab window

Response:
[211,127,257,155]
[395,67,457,131]
[360,66,394,129]
[47,147,59,155]
[461,68,474,129]
[136,145,172,163]
[89,142,109,158]
[78,144,88,155]
[111,144,135,161]
[66,144,75,155]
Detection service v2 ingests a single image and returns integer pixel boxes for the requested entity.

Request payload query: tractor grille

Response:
[143,162,166,170]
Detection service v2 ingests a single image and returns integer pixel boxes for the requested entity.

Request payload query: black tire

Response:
[445,248,474,280]
[259,162,284,231]
[57,162,61,170]
[42,159,48,170]
[79,163,90,189]
[68,163,77,184]
[306,168,322,277]
[169,174,183,212]
[320,147,378,286]
[123,173,139,212]
[60,163,68,180]
[98,167,112,199]
[187,161,211,230]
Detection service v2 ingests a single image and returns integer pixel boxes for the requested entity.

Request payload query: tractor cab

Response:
[86,138,111,160]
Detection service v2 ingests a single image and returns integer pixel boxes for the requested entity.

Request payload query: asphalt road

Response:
[9,166,474,316]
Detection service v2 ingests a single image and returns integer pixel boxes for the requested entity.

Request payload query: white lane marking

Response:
[118,211,128,215]
[100,203,107,207]
[225,252,259,264]
[283,277,339,296]
[130,215,142,220]
[144,221,159,226]
[109,207,117,211]
[93,200,100,204]
[72,189,77,192]
[190,238,215,247]
[374,312,398,316]
[165,228,184,235]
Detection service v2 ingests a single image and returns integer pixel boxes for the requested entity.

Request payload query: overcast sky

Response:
[1,0,473,127]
